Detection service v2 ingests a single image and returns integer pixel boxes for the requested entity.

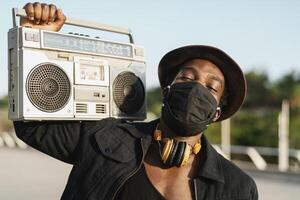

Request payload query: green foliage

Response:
[147,87,162,117]
[273,72,300,100]
[231,110,278,147]
[204,122,221,144]
[0,96,8,108]
[290,113,300,148]
[244,71,271,107]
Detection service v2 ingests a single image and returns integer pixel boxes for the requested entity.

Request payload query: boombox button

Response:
[25,32,40,42]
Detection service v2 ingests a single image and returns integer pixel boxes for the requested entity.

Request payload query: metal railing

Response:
[0,131,27,149]
[1,130,300,172]
[213,144,300,171]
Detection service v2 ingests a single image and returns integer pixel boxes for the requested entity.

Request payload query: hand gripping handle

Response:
[12,8,134,43]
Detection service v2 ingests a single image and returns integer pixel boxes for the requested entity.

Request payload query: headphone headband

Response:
[153,128,201,167]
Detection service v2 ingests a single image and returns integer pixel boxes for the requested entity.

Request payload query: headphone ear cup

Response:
[180,143,191,166]
[166,140,179,166]
[173,141,186,167]
[161,139,173,164]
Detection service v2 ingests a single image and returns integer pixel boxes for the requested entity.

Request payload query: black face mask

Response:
[161,82,218,136]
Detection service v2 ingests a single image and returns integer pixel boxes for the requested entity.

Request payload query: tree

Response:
[243,71,272,108]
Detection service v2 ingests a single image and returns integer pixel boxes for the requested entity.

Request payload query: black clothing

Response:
[14,118,258,200]
[116,164,165,200]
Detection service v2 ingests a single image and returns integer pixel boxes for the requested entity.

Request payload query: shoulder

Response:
[77,118,144,162]
[81,117,133,137]
[219,154,255,185]
[81,117,122,132]
[218,154,258,199]
[81,117,154,138]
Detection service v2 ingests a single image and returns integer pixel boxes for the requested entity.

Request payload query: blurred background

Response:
[1,0,300,199]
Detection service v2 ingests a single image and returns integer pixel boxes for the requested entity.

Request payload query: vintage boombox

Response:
[8,8,146,121]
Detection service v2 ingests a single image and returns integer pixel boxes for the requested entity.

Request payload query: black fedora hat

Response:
[158,45,247,122]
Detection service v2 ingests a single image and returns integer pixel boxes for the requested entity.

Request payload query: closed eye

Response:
[206,85,218,93]
[179,76,194,81]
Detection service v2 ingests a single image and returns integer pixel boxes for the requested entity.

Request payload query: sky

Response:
[1,0,300,98]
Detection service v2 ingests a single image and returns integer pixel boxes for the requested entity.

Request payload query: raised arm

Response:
[14,121,82,164]
[15,2,78,164]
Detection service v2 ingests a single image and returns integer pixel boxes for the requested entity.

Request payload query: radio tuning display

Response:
[43,32,133,58]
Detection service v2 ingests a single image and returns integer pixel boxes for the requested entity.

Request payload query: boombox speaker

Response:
[26,63,71,112]
[8,8,146,121]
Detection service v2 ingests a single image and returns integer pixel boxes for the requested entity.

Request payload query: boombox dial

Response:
[26,63,71,113]
[113,71,145,114]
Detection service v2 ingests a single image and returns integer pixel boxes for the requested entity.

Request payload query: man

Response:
[14,2,258,200]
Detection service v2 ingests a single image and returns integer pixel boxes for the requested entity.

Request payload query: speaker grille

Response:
[96,103,107,114]
[76,103,87,113]
[26,63,71,112]
[113,72,145,114]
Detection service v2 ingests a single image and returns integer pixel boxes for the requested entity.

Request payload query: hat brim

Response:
[158,45,246,122]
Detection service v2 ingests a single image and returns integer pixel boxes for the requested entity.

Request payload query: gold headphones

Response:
[153,129,201,167]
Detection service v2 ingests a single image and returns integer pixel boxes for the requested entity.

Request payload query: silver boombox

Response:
[8,8,146,121]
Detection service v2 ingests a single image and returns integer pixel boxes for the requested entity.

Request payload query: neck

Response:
[158,118,203,145]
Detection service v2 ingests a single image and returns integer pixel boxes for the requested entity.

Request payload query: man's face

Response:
[173,58,225,106]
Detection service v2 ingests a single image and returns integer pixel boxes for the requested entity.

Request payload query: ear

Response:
[212,107,221,122]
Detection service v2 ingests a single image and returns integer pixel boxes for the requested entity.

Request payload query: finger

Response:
[49,4,57,22]
[41,3,50,24]
[55,8,66,27]
[24,3,34,21]
[33,2,42,24]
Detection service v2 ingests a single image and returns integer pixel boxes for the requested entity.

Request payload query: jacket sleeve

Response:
[14,121,82,164]
[250,178,258,200]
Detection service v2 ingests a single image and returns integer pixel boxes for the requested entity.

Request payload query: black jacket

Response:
[14,118,258,200]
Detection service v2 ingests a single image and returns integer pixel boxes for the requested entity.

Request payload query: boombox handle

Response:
[12,8,134,43]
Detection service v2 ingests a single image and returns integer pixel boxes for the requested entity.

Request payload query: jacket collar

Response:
[197,135,225,183]
[124,118,160,139]
[122,119,225,183]
[117,119,159,152]
[132,119,225,183]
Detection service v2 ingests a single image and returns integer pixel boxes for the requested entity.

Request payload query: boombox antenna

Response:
[12,8,134,43]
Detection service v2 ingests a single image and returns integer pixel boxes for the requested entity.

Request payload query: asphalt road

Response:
[0,148,71,200]
[0,148,299,200]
